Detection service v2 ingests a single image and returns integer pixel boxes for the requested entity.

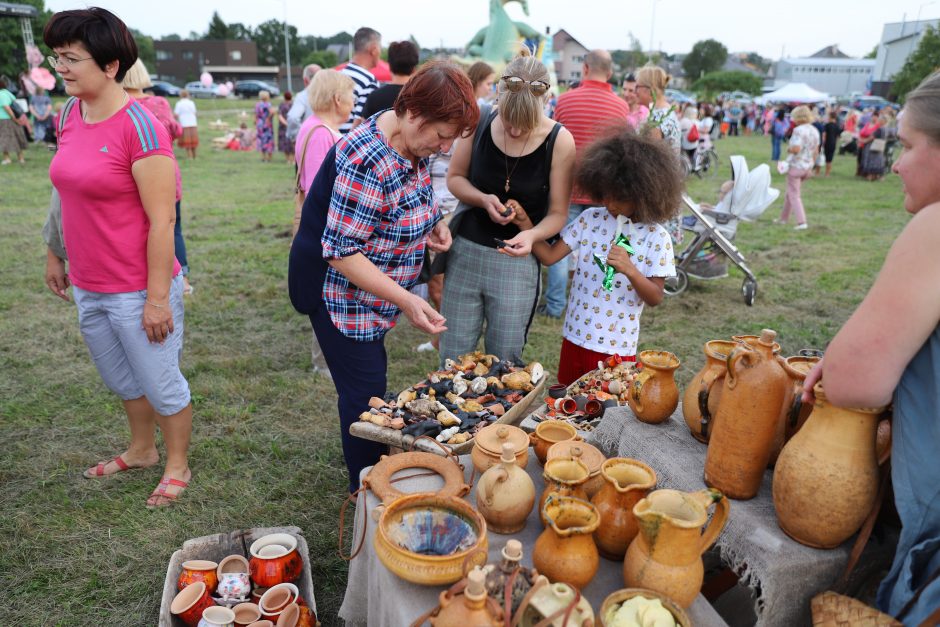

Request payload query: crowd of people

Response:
[31,7,940,621]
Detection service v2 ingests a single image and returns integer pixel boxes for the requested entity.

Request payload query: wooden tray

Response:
[349,374,547,456]
[158,526,316,626]
[521,367,622,433]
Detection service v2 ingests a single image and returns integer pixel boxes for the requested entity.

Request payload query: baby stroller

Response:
[664,155,780,306]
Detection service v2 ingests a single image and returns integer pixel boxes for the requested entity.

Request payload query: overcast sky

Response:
[47,0,940,59]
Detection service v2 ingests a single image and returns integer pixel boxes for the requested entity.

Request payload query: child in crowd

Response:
[507,129,684,385]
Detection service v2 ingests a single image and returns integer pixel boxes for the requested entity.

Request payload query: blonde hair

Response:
[307,69,355,113]
[121,59,152,90]
[259,90,270,101]
[790,105,815,125]
[498,48,549,132]
[902,72,940,143]
[636,66,670,95]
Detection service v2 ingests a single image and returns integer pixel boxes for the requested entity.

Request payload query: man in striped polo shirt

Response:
[340,27,381,134]
[541,49,629,318]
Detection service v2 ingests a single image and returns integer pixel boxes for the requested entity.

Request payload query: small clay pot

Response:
[232,602,261,626]
[470,424,529,474]
[216,555,251,601]
[249,534,303,588]
[170,581,216,627]
[529,420,581,465]
[599,588,691,627]
[178,560,220,593]
[258,583,300,621]
[198,606,236,627]
[546,396,578,414]
[548,383,568,399]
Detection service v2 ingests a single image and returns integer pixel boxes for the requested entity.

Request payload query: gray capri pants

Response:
[73,274,191,416]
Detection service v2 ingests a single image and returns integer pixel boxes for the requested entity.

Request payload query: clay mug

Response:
[249,534,303,588]
[529,420,581,465]
[232,602,262,627]
[591,458,657,560]
[532,495,601,590]
[216,555,251,601]
[548,383,567,399]
[476,442,536,533]
[539,455,590,526]
[681,340,736,442]
[198,606,236,627]
[623,488,729,608]
[258,583,300,621]
[627,350,681,424]
[170,581,216,627]
[178,560,220,593]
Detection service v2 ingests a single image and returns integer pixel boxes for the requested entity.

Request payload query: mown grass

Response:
[0,100,906,626]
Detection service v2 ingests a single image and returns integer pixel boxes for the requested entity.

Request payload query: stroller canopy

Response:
[716,156,780,222]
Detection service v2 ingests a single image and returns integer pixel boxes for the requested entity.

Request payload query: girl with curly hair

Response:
[513,128,684,384]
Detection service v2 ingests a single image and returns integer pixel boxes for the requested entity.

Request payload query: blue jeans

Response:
[174,200,189,276]
[771,135,783,161]
[544,203,589,317]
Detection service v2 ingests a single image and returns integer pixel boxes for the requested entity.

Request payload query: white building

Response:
[872,19,940,97]
[766,57,875,98]
[552,29,589,86]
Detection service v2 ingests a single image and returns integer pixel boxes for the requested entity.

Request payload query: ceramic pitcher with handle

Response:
[627,350,681,424]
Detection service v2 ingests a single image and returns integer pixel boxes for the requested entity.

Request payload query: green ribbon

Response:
[594,233,635,291]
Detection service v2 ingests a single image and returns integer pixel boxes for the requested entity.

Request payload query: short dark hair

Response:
[394,61,479,137]
[575,128,684,224]
[43,7,137,82]
[353,27,381,54]
[388,41,419,76]
[623,73,636,83]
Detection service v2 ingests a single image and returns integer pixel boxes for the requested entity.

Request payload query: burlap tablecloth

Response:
[586,405,857,627]
[338,453,728,626]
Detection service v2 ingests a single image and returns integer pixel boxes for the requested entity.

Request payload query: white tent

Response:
[759,82,830,104]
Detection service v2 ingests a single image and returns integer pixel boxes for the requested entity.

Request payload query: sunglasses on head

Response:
[501,75,550,96]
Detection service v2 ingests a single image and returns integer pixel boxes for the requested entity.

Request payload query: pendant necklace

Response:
[503,127,532,194]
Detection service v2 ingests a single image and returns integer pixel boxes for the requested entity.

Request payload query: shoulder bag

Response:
[292,124,335,237]
[42,97,78,260]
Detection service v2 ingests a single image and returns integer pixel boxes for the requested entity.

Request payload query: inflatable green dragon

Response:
[466,0,544,63]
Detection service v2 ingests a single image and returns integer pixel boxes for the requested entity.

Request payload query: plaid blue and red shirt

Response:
[320,117,439,341]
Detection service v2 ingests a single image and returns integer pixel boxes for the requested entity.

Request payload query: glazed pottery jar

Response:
[170,581,216,627]
[258,583,300,621]
[374,492,489,585]
[249,534,303,588]
[682,340,736,442]
[232,602,261,626]
[476,443,536,533]
[591,458,657,560]
[704,329,788,499]
[623,488,729,608]
[627,351,681,424]
[517,576,596,627]
[198,606,236,627]
[599,588,691,627]
[539,456,590,526]
[768,355,820,466]
[274,603,315,627]
[533,495,601,590]
[547,441,606,498]
[482,540,537,618]
[733,333,781,354]
[430,567,503,626]
[178,560,220,593]
[216,555,251,602]
[772,382,884,549]
[471,424,529,474]
[529,420,581,465]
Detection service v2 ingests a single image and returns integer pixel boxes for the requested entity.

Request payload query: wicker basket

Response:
[811,591,901,627]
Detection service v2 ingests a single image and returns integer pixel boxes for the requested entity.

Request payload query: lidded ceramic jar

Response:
[430,567,503,626]
[628,350,681,424]
[546,440,606,498]
[530,420,581,465]
[539,456,590,526]
[591,458,657,561]
[682,340,736,442]
[471,424,529,474]
[476,443,536,534]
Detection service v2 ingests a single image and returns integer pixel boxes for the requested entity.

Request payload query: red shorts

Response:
[557,338,636,386]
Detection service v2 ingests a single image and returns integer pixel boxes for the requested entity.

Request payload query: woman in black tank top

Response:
[439,51,576,365]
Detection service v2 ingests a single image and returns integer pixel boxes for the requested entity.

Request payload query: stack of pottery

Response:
[539,456,590,526]
[476,443,536,533]
[627,350,681,424]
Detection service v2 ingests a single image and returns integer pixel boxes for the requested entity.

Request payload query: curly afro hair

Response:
[575,128,685,224]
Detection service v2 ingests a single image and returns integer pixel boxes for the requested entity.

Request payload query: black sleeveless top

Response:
[457,112,561,247]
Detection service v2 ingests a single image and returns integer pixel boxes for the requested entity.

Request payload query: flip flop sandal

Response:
[84,454,131,478]
[146,476,189,509]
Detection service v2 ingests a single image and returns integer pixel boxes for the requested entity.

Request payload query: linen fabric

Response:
[339,62,378,134]
[50,98,181,293]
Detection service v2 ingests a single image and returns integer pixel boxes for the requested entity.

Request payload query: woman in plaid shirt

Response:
[289,62,479,492]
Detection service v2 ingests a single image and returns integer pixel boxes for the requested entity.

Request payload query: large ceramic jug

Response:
[476,443,536,534]
[430,567,503,626]
[623,488,729,608]
[627,350,681,424]
[591,458,657,560]
[681,340,736,442]
[532,495,601,590]
[539,456,590,526]
[704,329,788,499]
[772,382,884,549]
[767,355,820,466]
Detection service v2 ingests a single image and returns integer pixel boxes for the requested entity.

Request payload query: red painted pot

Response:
[177,559,219,593]
[170,581,215,627]
[249,534,303,587]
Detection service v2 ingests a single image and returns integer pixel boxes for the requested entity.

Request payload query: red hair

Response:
[394,61,479,137]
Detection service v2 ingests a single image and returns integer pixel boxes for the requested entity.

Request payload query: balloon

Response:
[217,85,230,97]
[30,67,56,91]
[200,72,213,87]
[225,81,234,90]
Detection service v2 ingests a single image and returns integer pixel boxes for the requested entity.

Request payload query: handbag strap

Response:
[55,97,78,148]
[295,123,334,193]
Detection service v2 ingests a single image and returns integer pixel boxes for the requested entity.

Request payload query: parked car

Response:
[148,81,181,98]
[852,95,890,110]
[184,81,223,98]
[234,80,280,99]
[665,89,696,105]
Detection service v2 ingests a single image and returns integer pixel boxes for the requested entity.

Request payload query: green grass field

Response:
[0,99,907,625]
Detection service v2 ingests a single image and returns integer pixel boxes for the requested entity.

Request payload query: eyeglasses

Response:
[47,55,94,70]
[501,76,550,97]
[636,84,652,91]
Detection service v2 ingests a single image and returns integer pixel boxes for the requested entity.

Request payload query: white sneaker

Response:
[794,223,808,231]
[415,341,436,353]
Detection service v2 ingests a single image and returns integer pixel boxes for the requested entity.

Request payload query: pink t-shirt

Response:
[295,113,340,193]
[50,98,181,293]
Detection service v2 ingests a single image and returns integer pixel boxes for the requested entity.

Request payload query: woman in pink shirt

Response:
[43,8,192,508]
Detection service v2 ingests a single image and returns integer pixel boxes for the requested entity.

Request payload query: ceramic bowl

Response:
[249,534,303,588]
[258,583,300,621]
[274,603,315,627]
[375,492,488,586]
[600,588,691,627]
[530,420,581,465]
[179,560,220,593]
[232,601,261,626]
[245,622,274,627]
[198,605,236,627]
[170,581,216,627]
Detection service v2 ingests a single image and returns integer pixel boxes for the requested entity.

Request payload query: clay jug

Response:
[476,443,536,534]
[532,495,600,590]
[429,567,502,626]
[623,488,729,608]
[539,456,589,526]
[772,382,884,549]
[591,458,657,560]
[681,340,736,442]
[482,540,536,619]
[767,355,820,466]
[733,333,781,354]
[547,440,606,498]
[628,350,681,424]
[517,576,596,627]
[704,329,788,499]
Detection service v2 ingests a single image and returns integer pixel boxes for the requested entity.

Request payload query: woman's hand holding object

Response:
[142,301,174,344]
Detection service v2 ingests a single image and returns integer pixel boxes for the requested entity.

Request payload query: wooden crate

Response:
[158,526,316,626]
[349,374,547,456]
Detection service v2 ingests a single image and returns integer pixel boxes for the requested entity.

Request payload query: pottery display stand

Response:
[158,526,317,627]
[337,455,727,627]
[348,375,547,456]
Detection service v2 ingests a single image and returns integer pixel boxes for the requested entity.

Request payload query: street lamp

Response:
[648,0,661,58]
[282,0,292,92]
